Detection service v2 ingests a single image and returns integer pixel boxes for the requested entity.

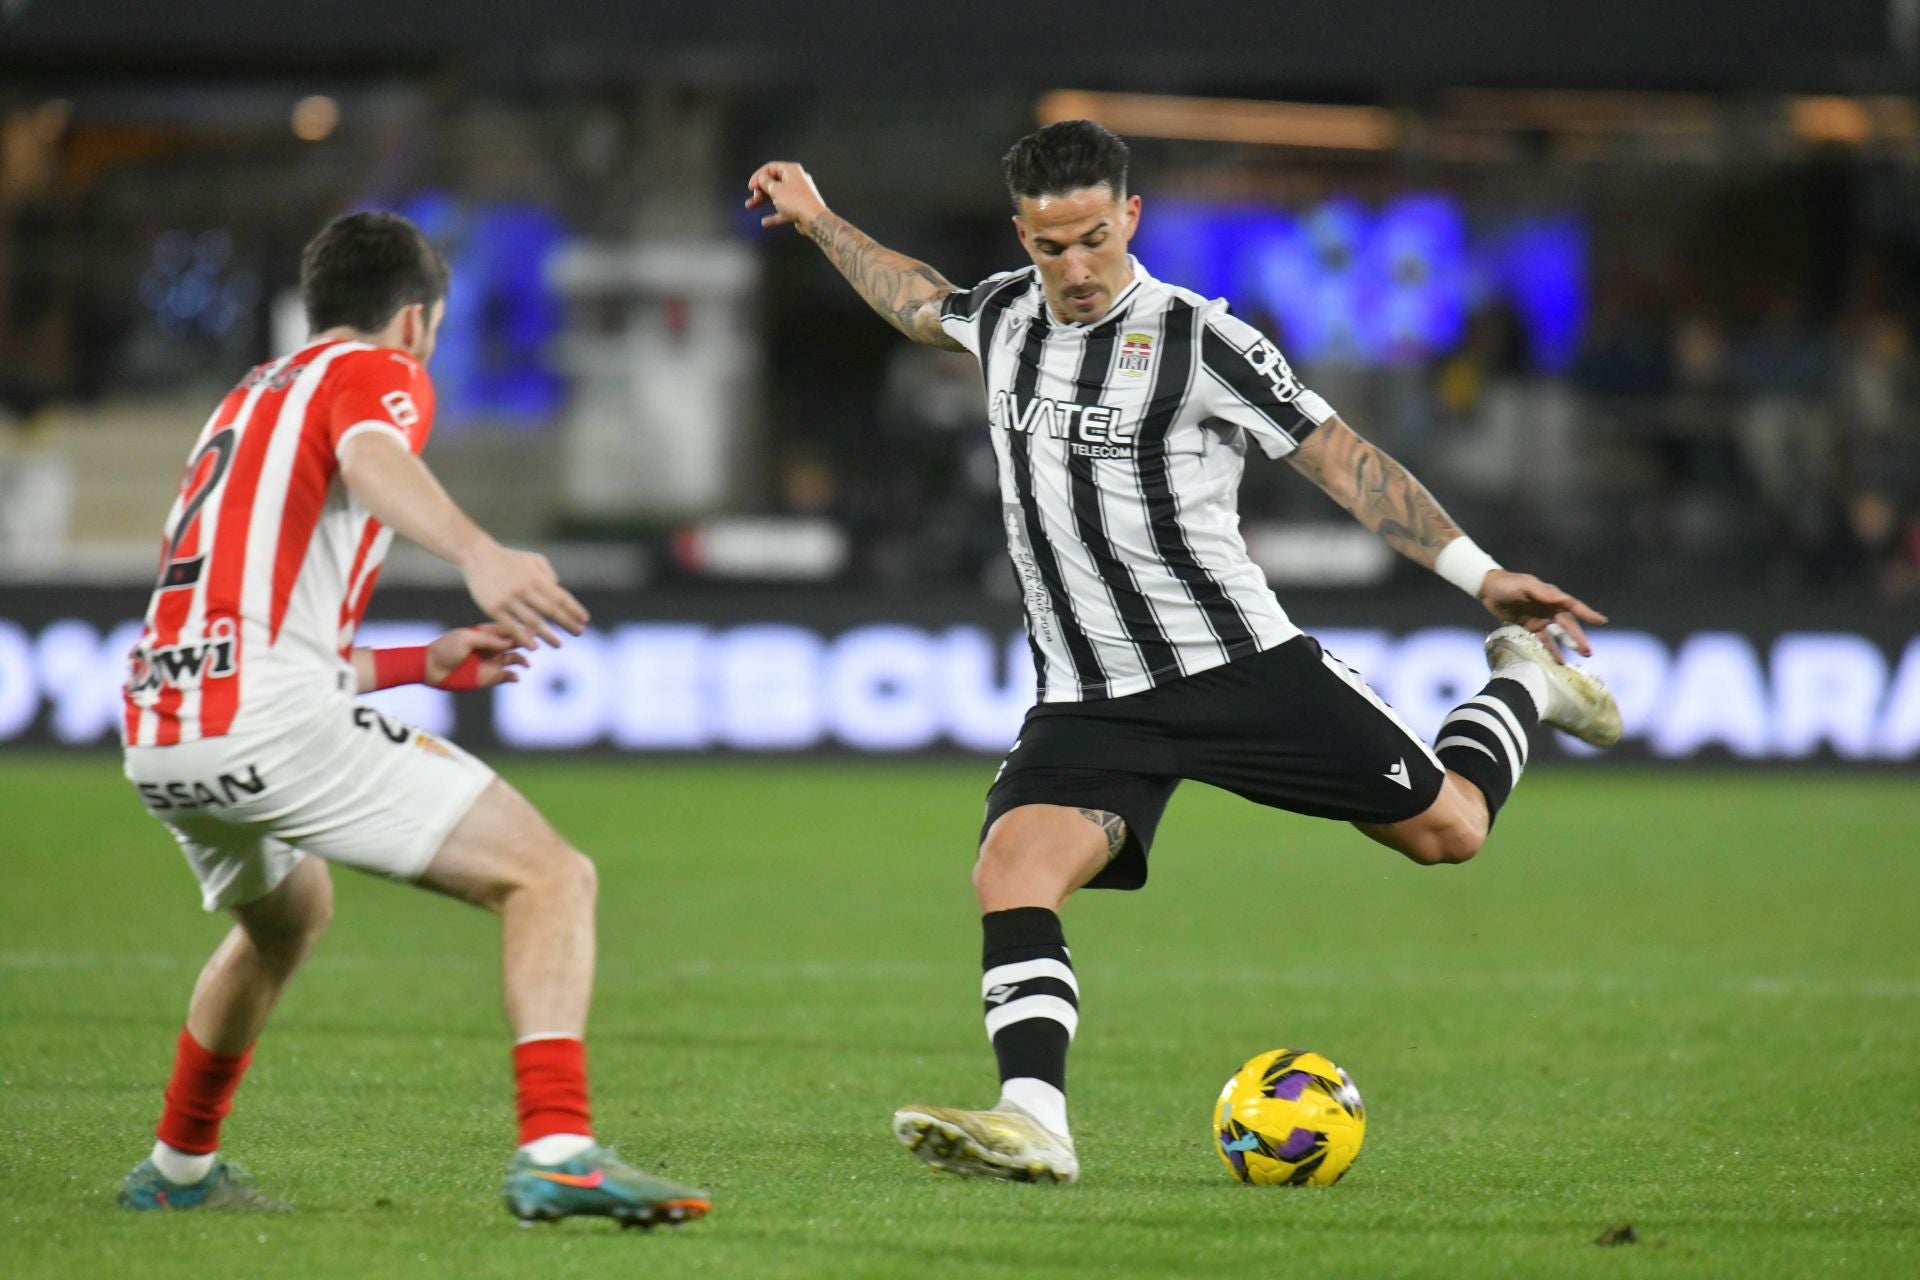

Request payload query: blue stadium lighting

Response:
[1132,195,1586,372]
[1484,214,1587,372]
[138,228,260,341]
[387,192,568,428]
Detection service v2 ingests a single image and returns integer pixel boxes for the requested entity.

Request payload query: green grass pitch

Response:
[2,756,1917,1278]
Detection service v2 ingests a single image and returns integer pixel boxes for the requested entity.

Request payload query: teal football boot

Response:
[118,1158,289,1211]
[503,1144,710,1229]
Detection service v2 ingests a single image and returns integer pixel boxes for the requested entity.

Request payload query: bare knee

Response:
[251,909,330,974]
[419,779,601,915]
[972,835,1030,902]
[302,875,336,942]
[237,862,333,972]
[566,849,598,905]
[970,833,1012,901]
[1399,822,1484,866]
[1364,777,1489,866]
[477,839,590,916]
[1415,775,1492,865]
[974,818,1054,897]
[973,806,1108,911]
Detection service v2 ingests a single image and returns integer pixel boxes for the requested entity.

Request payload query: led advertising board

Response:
[5,590,1917,763]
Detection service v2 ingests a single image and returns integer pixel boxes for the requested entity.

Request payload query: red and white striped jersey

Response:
[123,338,435,746]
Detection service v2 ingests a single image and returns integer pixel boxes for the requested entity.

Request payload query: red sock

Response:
[513,1037,593,1145]
[155,1027,253,1155]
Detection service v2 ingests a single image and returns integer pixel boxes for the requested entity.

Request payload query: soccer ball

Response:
[1213,1048,1366,1186]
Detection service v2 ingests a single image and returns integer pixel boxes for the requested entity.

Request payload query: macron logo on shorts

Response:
[1384,758,1411,789]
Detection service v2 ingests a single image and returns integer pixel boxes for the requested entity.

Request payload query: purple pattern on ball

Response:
[1266,1071,1312,1102]
[1277,1127,1320,1161]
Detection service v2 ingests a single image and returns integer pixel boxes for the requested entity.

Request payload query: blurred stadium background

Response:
[4,0,1920,764]
[4,7,1919,1277]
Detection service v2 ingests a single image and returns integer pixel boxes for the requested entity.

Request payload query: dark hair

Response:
[299,211,450,334]
[1002,119,1130,211]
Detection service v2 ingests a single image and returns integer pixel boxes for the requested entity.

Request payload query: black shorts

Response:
[981,635,1445,890]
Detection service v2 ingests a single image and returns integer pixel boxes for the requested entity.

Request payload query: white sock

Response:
[998,1078,1069,1138]
[151,1140,217,1185]
[519,1132,596,1164]
[1494,660,1551,718]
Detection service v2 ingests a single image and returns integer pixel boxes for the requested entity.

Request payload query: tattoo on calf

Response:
[1077,808,1129,863]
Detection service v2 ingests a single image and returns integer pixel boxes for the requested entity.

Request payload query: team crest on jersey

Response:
[1119,332,1153,377]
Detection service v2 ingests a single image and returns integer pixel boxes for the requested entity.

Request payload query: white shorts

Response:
[123,695,496,912]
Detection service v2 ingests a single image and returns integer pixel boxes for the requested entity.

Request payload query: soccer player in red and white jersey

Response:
[116,212,710,1227]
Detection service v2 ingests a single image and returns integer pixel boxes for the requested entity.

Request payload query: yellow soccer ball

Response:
[1213,1048,1366,1185]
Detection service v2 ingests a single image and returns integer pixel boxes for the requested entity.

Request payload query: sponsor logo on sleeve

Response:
[1241,337,1306,402]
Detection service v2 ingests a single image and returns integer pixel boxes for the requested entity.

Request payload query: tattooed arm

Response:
[1286,415,1608,649]
[805,212,966,350]
[744,160,966,351]
[1284,415,1460,570]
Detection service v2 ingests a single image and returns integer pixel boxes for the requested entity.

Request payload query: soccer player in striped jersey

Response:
[747,121,1621,1183]
[115,212,710,1226]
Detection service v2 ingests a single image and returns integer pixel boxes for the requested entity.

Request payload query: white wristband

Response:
[1434,537,1502,598]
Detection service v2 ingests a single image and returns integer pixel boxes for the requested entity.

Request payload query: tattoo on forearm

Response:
[807,211,956,344]
[1077,808,1129,864]
[1291,423,1460,566]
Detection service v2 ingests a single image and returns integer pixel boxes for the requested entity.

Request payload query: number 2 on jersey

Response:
[158,427,236,590]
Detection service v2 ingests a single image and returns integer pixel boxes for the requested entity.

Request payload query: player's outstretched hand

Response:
[463,544,589,649]
[1478,570,1607,661]
[745,161,829,234]
[426,624,530,689]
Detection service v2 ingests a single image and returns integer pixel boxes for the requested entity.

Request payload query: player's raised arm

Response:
[337,432,588,648]
[1286,415,1606,656]
[745,160,966,351]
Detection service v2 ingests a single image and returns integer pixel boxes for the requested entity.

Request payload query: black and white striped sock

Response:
[1435,676,1543,823]
[980,906,1078,1136]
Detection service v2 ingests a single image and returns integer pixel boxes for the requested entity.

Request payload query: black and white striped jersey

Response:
[940,258,1338,703]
